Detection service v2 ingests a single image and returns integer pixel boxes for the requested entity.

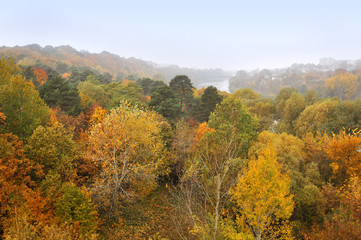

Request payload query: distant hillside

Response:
[229,58,361,96]
[0,44,228,88]
[3,45,360,95]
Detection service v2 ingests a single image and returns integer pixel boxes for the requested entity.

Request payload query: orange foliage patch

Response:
[0,111,6,125]
[51,107,88,140]
[327,129,361,180]
[122,79,136,85]
[31,67,47,85]
[0,133,43,220]
[48,109,59,127]
[194,122,215,145]
[145,95,151,102]
[25,190,54,225]
[62,72,71,80]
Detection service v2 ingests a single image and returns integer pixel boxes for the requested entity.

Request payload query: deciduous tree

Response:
[326,129,361,184]
[325,72,358,100]
[294,99,338,137]
[31,67,48,86]
[177,97,258,239]
[250,131,325,231]
[25,124,79,183]
[0,133,42,236]
[55,183,98,238]
[86,102,172,217]
[230,147,294,240]
[0,74,49,139]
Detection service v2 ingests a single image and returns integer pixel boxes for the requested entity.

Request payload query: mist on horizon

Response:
[1,1,361,72]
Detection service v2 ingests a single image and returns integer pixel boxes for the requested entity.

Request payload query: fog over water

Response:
[198,76,231,92]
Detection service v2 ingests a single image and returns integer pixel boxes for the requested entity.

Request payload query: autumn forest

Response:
[1,46,361,240]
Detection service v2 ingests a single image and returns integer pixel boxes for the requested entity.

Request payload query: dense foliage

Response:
[1,56,361,239]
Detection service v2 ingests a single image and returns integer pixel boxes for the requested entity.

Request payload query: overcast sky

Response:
[1,0,361,70]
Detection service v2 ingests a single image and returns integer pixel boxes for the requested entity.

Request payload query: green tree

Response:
[275,87,298,120]
[149,80,168,95]
[182,129,245,239]
[197,86,222,122]
[232,88,261,101]
[326,100,361,134]
[209,97,259,157]
[276,93,306,134]
[38,74,82,116]
[0,74,49,139]
[55,183,98,238]
[77,80,110,107]
[105,81,144,108]
[149,85,182,122]
[169,75,195,113]
[294,99,338,137]
[68,68,94,85]
[229,88,276,131]
[137,78,167,96]
[25,124,78,183]
[178,97,258,239]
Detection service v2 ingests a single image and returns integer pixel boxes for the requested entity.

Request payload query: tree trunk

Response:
[214,175,221,240]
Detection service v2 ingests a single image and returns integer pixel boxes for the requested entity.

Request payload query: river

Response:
[197,76,231,92]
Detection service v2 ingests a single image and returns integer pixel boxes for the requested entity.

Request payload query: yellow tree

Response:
[90,105,108,124]
[230,147,294,240]
[325,72,358,100]
[0,57,20,84]
[250,132,325,231]
[294,99,338,137]
[86,102,172,216]
[326,129,361,184]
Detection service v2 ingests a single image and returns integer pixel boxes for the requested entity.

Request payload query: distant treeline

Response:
[230,58,361,99]
[0,44,227,88]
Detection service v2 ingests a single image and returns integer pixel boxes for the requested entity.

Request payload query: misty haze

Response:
[1,0,361,239]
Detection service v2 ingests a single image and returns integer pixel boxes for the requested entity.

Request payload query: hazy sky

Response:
[2,0,361,70]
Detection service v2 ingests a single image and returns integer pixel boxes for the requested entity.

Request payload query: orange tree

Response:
[326,129,361,185]
[0,133,42,237]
